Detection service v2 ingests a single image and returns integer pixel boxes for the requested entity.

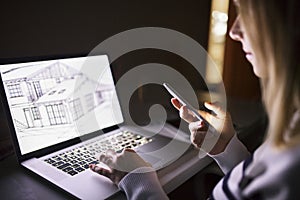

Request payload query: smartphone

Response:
[163,83,206,122]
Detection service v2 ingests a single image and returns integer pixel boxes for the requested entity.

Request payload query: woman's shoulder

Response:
[271,145,300,179]
[242,144,300,198]
[252,141,300,177]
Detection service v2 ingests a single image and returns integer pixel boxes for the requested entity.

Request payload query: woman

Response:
[90,0,300,199]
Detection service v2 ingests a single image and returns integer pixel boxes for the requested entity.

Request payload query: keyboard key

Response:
[85,158,94,162]
[63,158,71,162]
[63,167,73,172]
[75,167,84,172]
[57,163,71,169]
[44,158,55,164]
[68,170,78,176]
[78,161,86,166]
[72,164,80,168]
[88,161,98,165]
[52,161,64,167]
[69,160,77,164]
[83,164,90,169]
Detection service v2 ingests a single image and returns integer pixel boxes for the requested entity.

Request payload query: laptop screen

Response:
[0,55,124,155]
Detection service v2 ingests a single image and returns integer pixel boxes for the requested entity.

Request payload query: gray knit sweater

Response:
[118,113,300,199]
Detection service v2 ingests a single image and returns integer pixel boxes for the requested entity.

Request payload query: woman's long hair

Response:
[239,0,300,148]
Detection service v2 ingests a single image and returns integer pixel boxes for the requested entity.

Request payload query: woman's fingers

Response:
[172,98,213,123]
[123,148,136,153]
[171,98,181,110]
[188,121,206,132]
[99,153,114,168]
[172,98,197,122]
[179,106,197,122]
[172,98,226,123]
[204,102,226,117]
[91,149,151,185]
[197,102,227,129]
[189,121,207,148]
[197,110,212,123]
[89,164,112,179]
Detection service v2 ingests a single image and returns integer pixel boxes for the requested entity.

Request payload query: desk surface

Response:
[0,147,213,200]
[0,155,75,200]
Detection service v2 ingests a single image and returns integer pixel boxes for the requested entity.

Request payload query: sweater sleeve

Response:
[212,141,300,200]
[118,167,169,200]
[208,134,250,174]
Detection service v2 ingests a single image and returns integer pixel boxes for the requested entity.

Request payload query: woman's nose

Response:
[229,16,243,41]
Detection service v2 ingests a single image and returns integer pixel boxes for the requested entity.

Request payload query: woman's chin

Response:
[252,66,267,78]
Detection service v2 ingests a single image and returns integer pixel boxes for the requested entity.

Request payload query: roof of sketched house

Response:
[2,60,115,104]
[35,75,114,104]
[2,61,78,82]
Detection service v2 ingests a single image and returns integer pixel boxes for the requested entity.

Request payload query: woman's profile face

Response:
[229,9,267,78]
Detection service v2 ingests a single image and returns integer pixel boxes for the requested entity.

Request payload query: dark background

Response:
[0,0,211,58]
[0,0,212,158]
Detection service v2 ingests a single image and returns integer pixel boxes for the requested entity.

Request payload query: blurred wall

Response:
[0,0,212,151]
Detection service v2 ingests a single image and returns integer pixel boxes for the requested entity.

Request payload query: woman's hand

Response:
[89,149,151,185]
[171,98,235,155]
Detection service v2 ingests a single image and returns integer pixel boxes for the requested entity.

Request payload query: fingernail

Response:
[89,164,94,170]
[198,121,204,126]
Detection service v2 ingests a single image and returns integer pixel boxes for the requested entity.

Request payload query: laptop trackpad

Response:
[137,152,161,164]
[134,134,191,169]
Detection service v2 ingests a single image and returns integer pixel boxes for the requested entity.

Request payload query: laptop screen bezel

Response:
[0,54,124,163]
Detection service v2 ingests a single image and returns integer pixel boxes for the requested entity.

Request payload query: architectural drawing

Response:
[2,61,114,132]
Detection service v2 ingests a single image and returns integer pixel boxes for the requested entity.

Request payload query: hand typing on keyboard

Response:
[89,148,152,185]
[44,131,152,176]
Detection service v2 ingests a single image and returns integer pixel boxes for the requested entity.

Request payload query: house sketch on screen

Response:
[2,61,114,131]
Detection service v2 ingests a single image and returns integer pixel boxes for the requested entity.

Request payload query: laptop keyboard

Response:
[44,131,152,176]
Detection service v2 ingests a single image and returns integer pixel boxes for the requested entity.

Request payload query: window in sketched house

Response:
[27,82,36,101]
[48,90,56,95]
[85,93,95,111]
[96,91,103,104]
[70,98,84,120]
[33,81,43,98]
[7,83,23,98]
[31,107,41,120]
[46,103,67,125]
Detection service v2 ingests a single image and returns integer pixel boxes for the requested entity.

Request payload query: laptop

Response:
[0,55,191,199]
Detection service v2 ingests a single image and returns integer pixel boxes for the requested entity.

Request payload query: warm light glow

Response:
[212,11,228,37]
[206,0,229,84]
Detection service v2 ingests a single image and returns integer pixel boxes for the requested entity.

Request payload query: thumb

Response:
[171,98,182,110]
[89,164,113,179]
[204,102,226,117]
